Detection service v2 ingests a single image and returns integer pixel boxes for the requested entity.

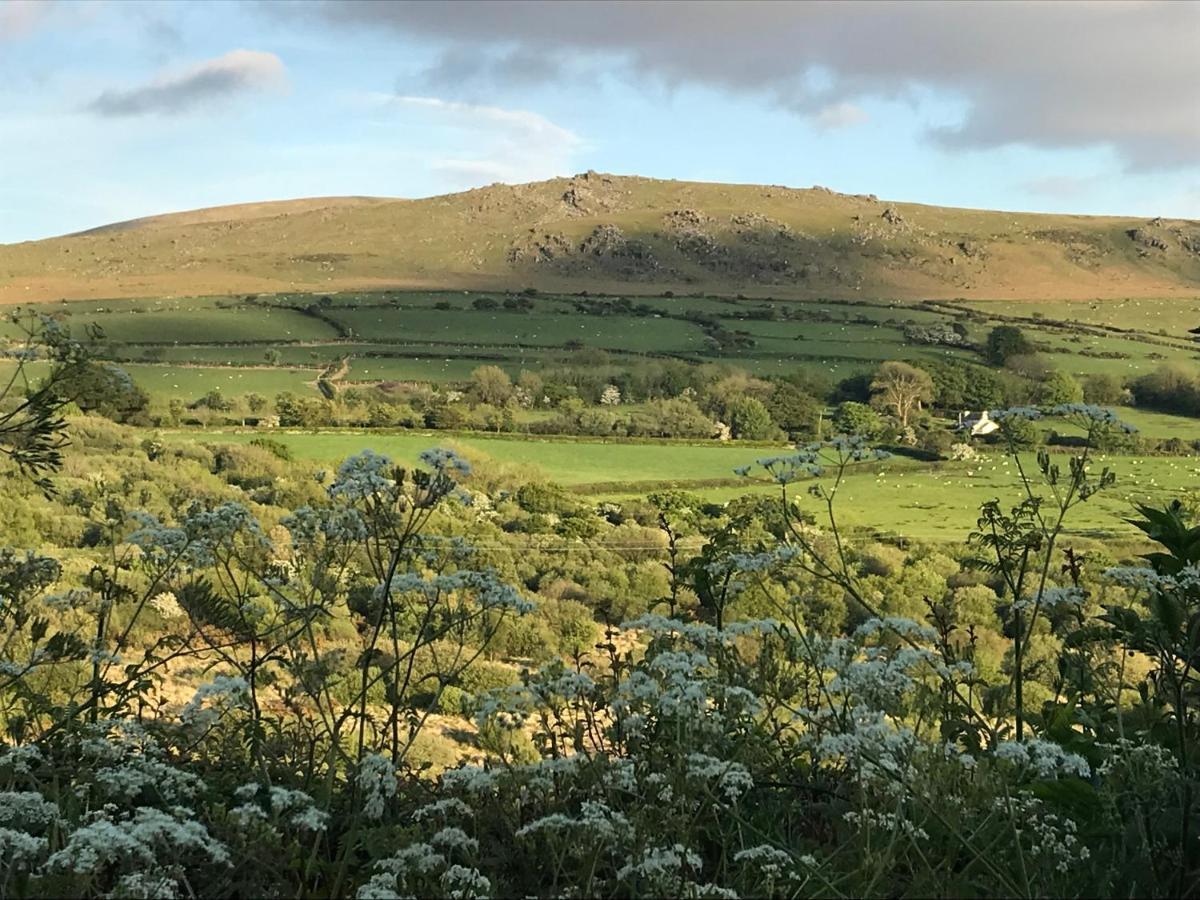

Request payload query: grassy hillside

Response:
[2,173,1198,303]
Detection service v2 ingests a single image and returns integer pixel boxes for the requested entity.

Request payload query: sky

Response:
[1,0,1198,243]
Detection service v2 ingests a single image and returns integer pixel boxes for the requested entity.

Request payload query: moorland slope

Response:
[2,173,1198,302]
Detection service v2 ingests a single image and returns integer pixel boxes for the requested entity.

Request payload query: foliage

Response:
[833,401,885,440]
[869,361,934,427]
[1,378,1199,897]
[985,325,1034,366]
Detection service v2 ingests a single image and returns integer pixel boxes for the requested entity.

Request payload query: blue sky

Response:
[1,0,1197,243]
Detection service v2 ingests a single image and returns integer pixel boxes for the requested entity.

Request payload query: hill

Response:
[1,173,1198,303]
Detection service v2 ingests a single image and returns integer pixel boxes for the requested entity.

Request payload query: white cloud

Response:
[86,49,287,117]
[813,102,867,131]
[315,0,1200,171]
[386,95,584,187]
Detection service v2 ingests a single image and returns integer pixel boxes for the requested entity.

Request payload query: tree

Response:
[703,372,773,420]
[469,365,513,407]
[1003,353,1053,381]
[194,388,233,413]
[1082,372,1125,405]
[833,372,873,403]
[246,393,268,414]
[869,361,934,427]
[984,326,1034,366]
[516,370,544,407]
[631,398,715,439]
[599,384,622,406]
[57,361,149,424]
[726,396,780,440]
[1036,370,1083,406]
[923,358,1005,410]
[997,415,1041,449]
[833,401,885,439]
[765,381,822,436]
[264,349,283,366]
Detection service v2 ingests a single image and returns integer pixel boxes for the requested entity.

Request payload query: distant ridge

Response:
[2,172,1198,303]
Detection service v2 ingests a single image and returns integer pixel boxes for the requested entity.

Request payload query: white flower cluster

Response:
[384,569,536,614]
[357,753,398,820]
[148,591,184,620]
[44,807,228,877]
[843,808,929,841]
[328,450,397,501]
[357,842,446,899]
[1010,586,1085,614]
[995,793,1090,875]
[613,649,713,732]
[439,764,499,798]
[0,743,44,775]
[515,800,633,844]
[439,864,491,899]
[229,783,328,832]
[617,843,703,891]
[93,755,202,806]
[419,447,473,478]
[0,826,49,871]
[993,738,1091,779]
[430,826,479,855]
[179,676,249,729]
[128,502,266,568]
[808,708,917,781]
[733,844,812,888]
[0,791,61,832]
[685,752,754,803]
[413,797,473,823]
[281,505,368,546]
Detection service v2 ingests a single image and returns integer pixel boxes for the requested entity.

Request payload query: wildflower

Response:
[148,591,184,619]
[0,827,48,869]
[44,807,229,876]
[357,753,397,820]
[420,447,472,478]
[0,792,61,832]
[179,676,249,728]
[329,450,396,500]
[617,843,703,891]
[993,738,1090,779]
[439,864,491,899]
[430,826,479,855]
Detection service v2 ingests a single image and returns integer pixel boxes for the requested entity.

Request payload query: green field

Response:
[85,307,338,344]
[122,364,317,400]
[151,427,1200,541]
[956,297,1200,338]
[161,429,786,486]
[328,306,708,352]
[11,290,1200,402]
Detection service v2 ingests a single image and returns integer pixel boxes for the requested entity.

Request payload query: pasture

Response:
[8,289,1200,401]
[155,427,1200,541]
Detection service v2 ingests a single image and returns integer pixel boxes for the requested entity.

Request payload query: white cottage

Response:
[956,410,1000,437]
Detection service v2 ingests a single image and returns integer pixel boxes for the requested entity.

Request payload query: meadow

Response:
[8,288,1199,403]
[9,285,1200,544]
[10,286,1200,899]
[156,427,1198,541]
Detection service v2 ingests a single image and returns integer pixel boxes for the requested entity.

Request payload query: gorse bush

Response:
[0,318,1197,899]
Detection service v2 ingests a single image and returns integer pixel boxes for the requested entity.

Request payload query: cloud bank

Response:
[87,49,286,117]
[369,94,583,188]
[314,0,1200,171]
